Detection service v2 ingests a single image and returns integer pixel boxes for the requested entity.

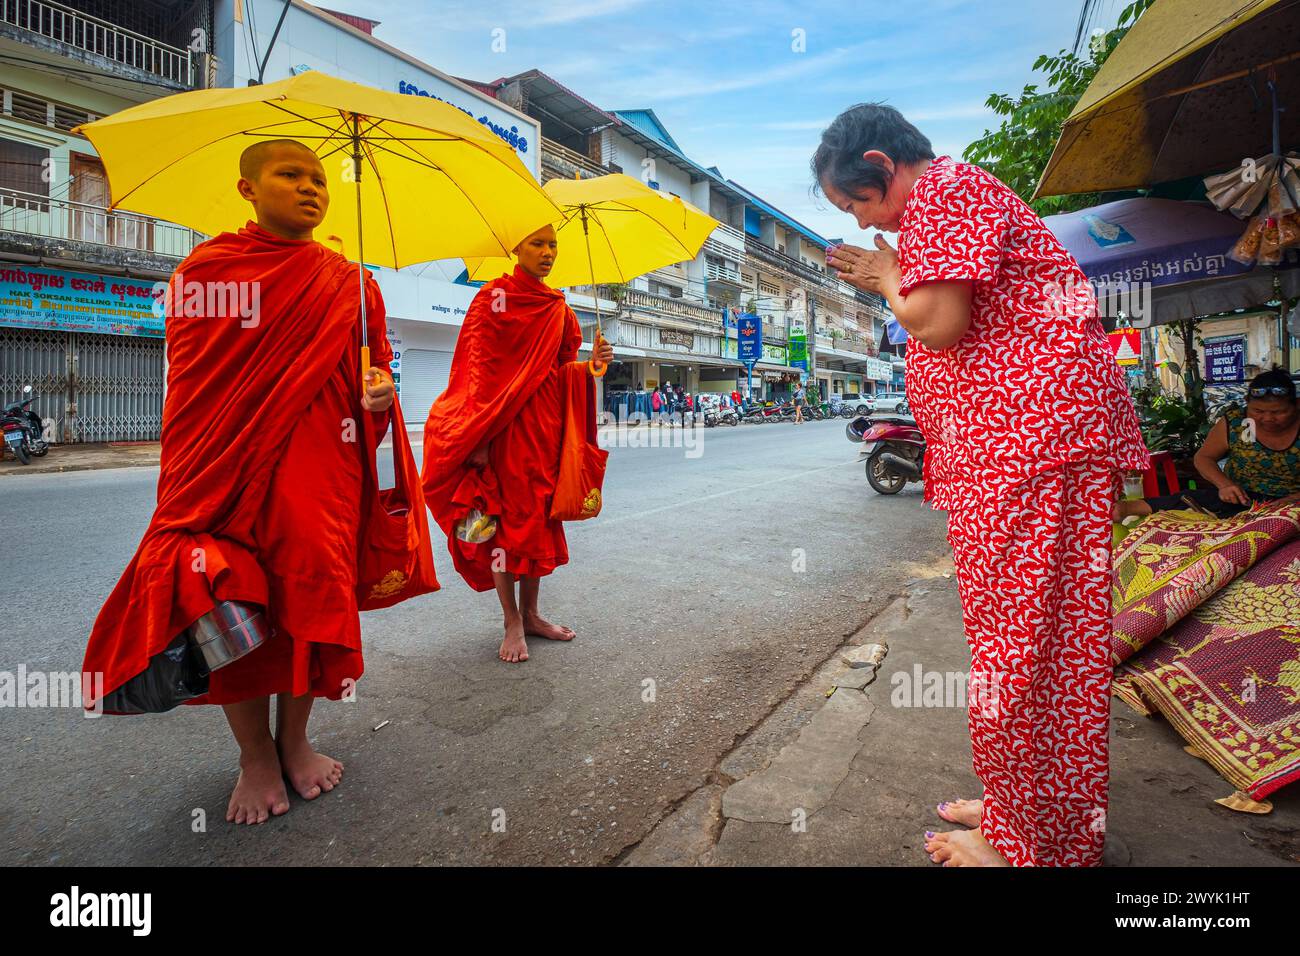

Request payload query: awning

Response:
[1035,0,1300,197]
[578,342,647,358]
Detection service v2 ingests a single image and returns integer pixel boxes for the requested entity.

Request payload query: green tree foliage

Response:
[963,0,1156,215]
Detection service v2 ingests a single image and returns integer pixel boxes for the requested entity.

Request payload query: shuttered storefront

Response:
[0,326,164,442]
[400,347,454,425]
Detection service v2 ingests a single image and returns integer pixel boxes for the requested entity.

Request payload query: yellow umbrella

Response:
[1035,0,1300,198]
[463,173,718,375]
[74,70,560,379]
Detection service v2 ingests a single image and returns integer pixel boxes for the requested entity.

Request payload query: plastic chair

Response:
[1141,450,1181,497]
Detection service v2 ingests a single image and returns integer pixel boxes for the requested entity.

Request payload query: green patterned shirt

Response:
[1222,403,1300,498]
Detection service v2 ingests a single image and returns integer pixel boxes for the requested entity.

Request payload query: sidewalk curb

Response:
[621,571,945,867]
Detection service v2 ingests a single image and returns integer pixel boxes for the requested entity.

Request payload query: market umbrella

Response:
[1035,0,1300,199]
[1042,196,1300,327]
[463,173,718,374]
[74,70,561,379]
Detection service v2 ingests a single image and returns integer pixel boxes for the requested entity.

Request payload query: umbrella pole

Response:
[582,205,607,378]
[352,114,370,387]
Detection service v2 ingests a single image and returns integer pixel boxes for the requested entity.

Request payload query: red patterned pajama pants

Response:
[945,462,1117,867]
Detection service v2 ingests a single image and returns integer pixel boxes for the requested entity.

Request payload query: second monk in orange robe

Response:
[422,225,614,662]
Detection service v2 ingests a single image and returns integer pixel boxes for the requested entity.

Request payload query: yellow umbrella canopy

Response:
[463,173,719,288]
[1035,0,1300,198]
[73,70,560,269]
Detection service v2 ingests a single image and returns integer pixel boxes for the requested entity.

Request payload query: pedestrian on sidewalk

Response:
[651,385,663,426]
[793,383,806,424]
[815,103,1148,868]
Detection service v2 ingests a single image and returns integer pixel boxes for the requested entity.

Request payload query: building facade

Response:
[0,0,216,441]
[1,3,892,442]
[468,71,891,410]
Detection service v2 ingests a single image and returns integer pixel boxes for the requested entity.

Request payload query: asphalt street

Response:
[0,417,950,865]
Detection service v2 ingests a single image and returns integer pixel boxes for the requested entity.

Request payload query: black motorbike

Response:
[2,385,49,465]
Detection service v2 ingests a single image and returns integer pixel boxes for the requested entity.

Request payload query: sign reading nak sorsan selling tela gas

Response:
[0,264,163,337]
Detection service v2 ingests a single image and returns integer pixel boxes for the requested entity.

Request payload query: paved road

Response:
[0,418,949,865]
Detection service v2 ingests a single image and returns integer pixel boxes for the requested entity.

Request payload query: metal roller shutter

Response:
[400,347,454,425]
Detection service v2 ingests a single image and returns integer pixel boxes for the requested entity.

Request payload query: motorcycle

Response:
[2,385,49,466]
[741,402,780,424]
[845,413,925,495]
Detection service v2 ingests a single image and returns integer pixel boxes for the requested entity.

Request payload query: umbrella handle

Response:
[360,344,371,389]
[588,329,608,378]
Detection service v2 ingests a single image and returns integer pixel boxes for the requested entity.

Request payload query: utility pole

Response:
[808,295,817,398]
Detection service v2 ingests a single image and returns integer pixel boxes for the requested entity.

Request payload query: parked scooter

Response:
[741,401,779,424]
[845,413,925,494]
[2,385,49,465]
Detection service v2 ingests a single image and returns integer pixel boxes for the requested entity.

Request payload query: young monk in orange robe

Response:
[422,225,613,663]
[82,139,396,825]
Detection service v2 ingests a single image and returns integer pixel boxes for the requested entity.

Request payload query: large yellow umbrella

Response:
[1035,0,1300,198]
[464,173,718,375]
[74,70,560,378]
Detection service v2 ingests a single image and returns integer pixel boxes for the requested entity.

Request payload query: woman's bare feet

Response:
[937,798,983,828]
[523,612,575,642]
[277,738,343,800]
[226,738,290,825]
[923,828,1009,867]
[500,617,530,663]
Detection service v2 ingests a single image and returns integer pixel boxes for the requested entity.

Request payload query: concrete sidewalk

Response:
[0,441,161,477]
[624,563,1300,867]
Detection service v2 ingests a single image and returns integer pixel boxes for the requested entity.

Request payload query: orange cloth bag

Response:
[548,361,609,521]
[357,395,441,610]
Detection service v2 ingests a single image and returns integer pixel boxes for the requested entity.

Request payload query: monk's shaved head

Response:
[236,138,330,241]
[239,139,322,181]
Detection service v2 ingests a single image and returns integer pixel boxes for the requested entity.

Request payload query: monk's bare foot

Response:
[923,828,1009,867]
[500,617,530,663]
[937,798,983,828]
[523,612,575,642]
[226,739,290,825]
[277,739,343,801]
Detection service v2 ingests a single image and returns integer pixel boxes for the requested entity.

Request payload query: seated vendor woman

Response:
[1116,368,1300,520]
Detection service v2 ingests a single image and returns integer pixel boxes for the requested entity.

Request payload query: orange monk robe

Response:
[422,265,584,591]
[82,221,393,712]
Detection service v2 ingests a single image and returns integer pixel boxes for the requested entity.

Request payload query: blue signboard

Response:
[1204,336,1245,384]
[0,264,164,337]
[737,314,763,363]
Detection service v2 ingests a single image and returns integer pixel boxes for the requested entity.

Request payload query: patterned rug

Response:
[1111,502,1300,800]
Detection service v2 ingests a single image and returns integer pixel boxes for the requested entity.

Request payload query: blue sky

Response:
[345,0,1116,242]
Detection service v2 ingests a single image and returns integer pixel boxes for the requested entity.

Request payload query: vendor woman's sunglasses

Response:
[1248,385,1294,397]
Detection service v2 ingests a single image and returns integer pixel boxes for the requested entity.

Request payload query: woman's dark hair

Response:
[1248,366,1297,401]
[811,103,935,200]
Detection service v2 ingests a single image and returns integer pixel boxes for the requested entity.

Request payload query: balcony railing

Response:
[1,0,193,87]
[540,137,610,181]
[705,221,747,255]
[600,285,721,328]
[0,187,202,259]
[706,260,743,286]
